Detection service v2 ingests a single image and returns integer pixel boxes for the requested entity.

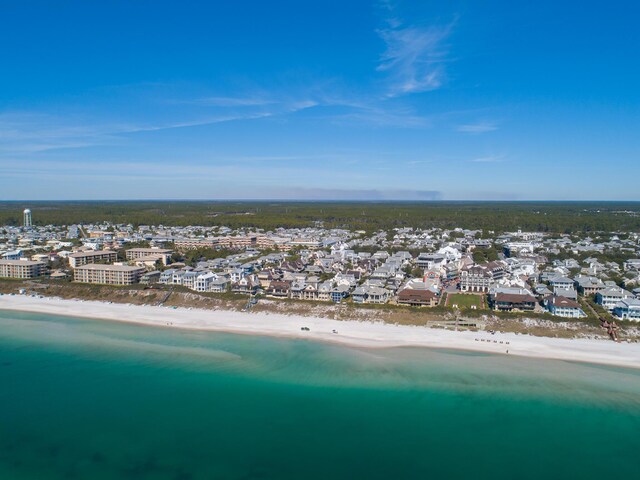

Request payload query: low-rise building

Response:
[613,298,640,321]
[1,250,23,260]
[330,285,350,303]
[549,276,574,293]
[74,264,145,285]
[623,259,640,271]
[489,292,537,311]
[596,287,634,311]
[126,248,173,265]
[574,276,605,296]
[68,250,117,268]
[547,296,586,318]
[397,288,439,307]
[351,285,389,304]
[140,271,161,284]
[0,259,46,279]
[174,238,220,250]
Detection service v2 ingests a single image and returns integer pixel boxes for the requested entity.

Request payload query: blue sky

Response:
[1,0,639,200]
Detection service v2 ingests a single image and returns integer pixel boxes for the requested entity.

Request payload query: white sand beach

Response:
[1,294,639,369]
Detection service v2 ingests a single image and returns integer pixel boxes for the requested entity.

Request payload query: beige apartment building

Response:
[125,248,173,265]
[68,250,118,268]
[174,238,220,250]
[0,260,46,279]
[74,264,145,285]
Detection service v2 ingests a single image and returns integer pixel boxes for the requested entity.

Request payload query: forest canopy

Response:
[1,201,639,234]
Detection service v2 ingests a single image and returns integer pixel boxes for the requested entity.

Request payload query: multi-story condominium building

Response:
[74,264,145,285]
[0,260,46,279]
[214,235,292,250]
[174,238,220,250]
[125,248,173,265]
[288,238,323,250]
[460,262,504,293]
[68,250,117,268]
[460,266,493,292]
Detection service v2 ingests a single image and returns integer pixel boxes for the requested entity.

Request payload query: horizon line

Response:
[2,199,640,203]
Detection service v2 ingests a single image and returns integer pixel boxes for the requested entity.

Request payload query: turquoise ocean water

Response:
[1,309,639,479]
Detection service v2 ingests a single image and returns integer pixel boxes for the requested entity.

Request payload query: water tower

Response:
[23,208,32,228]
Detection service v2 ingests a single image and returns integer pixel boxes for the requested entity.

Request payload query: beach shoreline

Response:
[1,294,639,369]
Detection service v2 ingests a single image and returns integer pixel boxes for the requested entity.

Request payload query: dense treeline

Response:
[1,201,639,234]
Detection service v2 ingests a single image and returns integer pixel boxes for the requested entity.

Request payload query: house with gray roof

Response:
[596,287,634,310]
[574,275,605,296]
[613,298,640,320]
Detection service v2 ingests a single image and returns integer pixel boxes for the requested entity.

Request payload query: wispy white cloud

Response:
[456,121,498,133]
[376,3,455,96]
[471,154,505,163]
[327,104,431,128]
[0,98,319,155]
[186,96,276,107]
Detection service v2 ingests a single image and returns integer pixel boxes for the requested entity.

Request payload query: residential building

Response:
[125,248,173,265]
[194,272,217,292]
[140,271,161,284]
[547,296,586,318]
[596,287,634,311]
[549,276,574,293]
[460,266,492,292]
[554,287,578,300]
[623,259,640,271]
[1,250,23,260]
[0,259,46,279]
[330,285,350,303]
[267,280,290,298]
[613,298,640,320]
[416,253,446,270]
[489,292,537,311]
[351,285,389,304]
[460,262,504,293]
[68,250,117,268]
[74,264,145,285]
[397,288,439,307]
[574,276,605,296]
[174,238,220,249]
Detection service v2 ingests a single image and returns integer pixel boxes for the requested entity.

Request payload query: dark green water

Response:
[1,310,639,480]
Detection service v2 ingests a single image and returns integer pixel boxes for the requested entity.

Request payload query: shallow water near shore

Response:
[1,310,639,479]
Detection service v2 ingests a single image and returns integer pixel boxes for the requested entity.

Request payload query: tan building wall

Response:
[68,250,118,268]
[125,248,172,265]
[74,264,145,285]
[0,260,46,279]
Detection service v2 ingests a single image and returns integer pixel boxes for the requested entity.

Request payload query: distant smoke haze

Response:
[225,188,443,201]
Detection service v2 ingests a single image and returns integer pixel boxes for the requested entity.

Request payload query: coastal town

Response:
[1,208,640,327]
